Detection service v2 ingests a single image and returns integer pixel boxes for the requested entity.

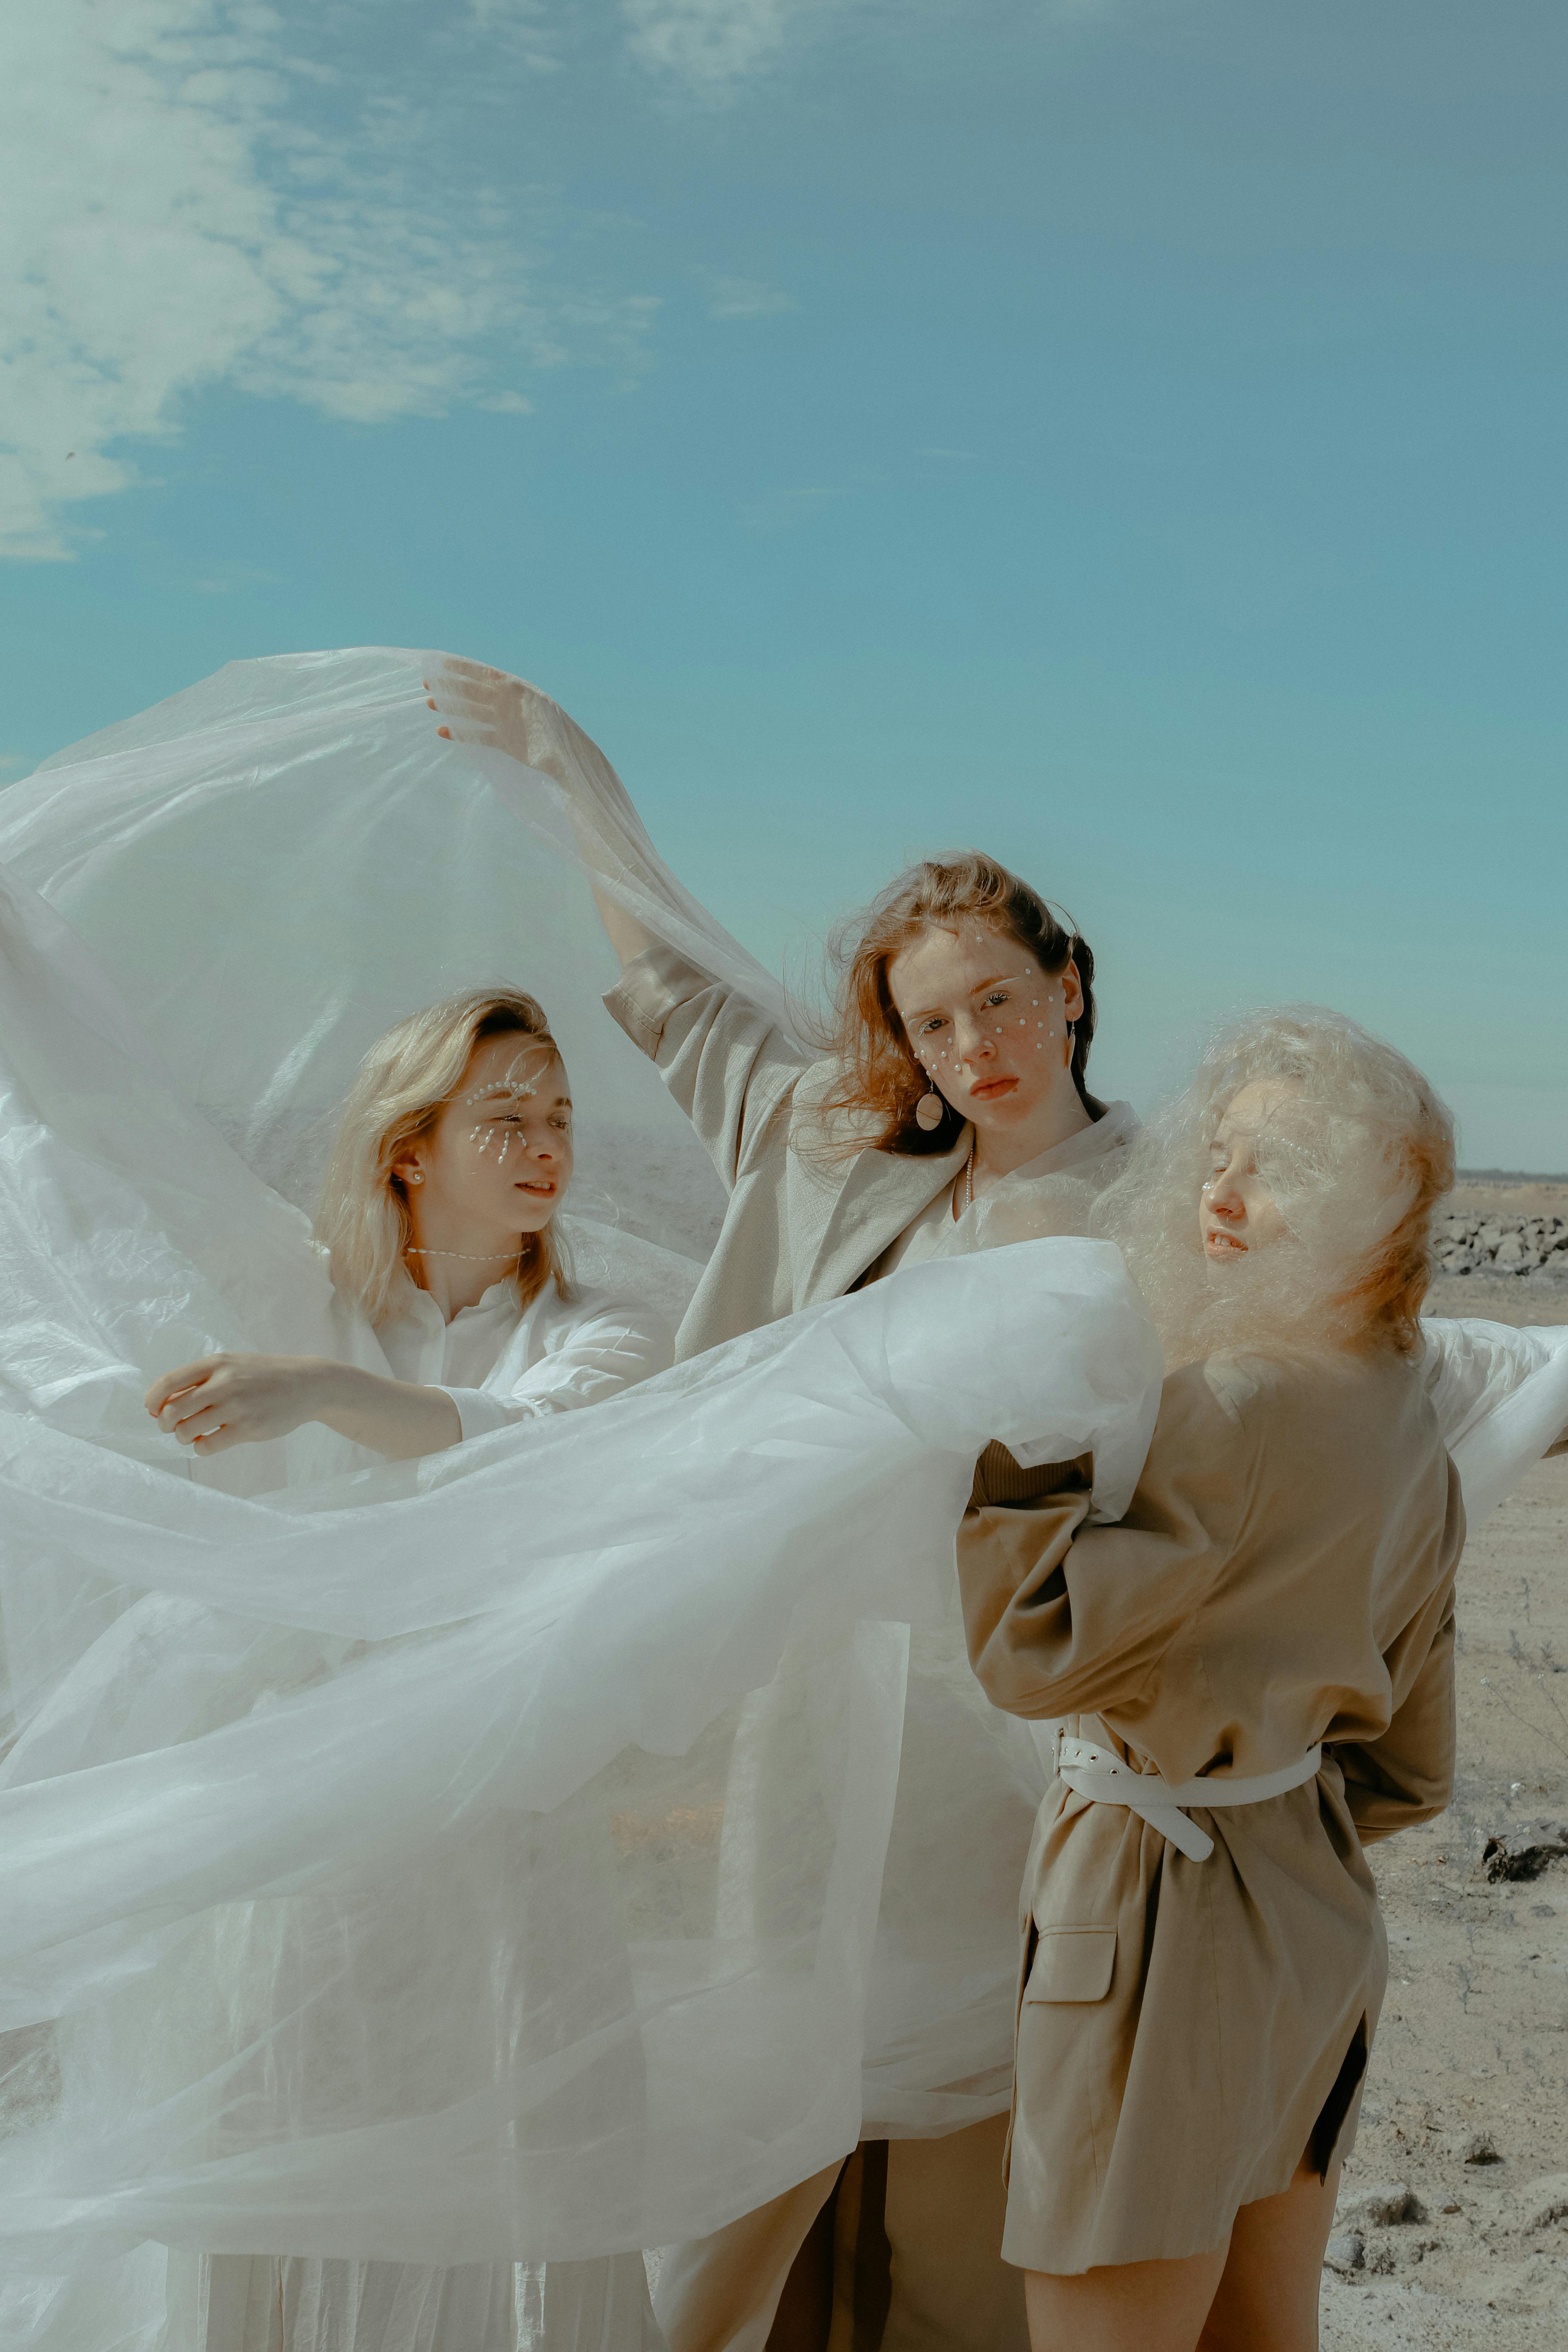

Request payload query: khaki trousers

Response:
[653,2115,1028,2352]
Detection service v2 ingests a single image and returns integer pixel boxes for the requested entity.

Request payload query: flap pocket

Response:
[1024,1926,1117,2004]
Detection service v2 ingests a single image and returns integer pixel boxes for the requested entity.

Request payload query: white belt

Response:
[1055,1731,1323,1862]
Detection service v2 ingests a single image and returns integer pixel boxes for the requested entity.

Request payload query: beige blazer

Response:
[606,944,975,1358]
[958,1344,1462,2273]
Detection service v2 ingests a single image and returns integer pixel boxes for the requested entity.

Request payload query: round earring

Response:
[407,1169,425,1185]
[914,1085,945,1133]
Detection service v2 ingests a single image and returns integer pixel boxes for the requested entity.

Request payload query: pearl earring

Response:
[407,1169,424,1185]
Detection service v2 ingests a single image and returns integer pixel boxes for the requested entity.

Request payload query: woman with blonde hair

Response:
[960,1009,1464,2351]
[142,981,672,2352]
[145,985,670,1465]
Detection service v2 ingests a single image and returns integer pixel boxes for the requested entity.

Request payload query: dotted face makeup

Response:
[459,1043,566,1167]
[908,976,1065,1099]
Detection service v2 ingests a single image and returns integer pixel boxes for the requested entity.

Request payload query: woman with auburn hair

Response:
[144,985,670,1466]
[960,1010,1463,2352]
[425,662,1141,2352]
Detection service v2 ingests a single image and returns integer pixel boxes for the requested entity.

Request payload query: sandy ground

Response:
[1321,1236,1568,2348]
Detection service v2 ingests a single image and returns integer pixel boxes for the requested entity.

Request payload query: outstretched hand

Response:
[424,658,569,779]
[423,654,660,969]
[145,1354,326,1455]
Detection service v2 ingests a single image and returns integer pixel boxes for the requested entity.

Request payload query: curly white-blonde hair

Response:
[315,988,574,1326]
[1093,1007,1454,1368]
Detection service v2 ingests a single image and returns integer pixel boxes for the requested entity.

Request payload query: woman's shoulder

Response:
[786,1054,894,1162]
[540,1278,655,1326]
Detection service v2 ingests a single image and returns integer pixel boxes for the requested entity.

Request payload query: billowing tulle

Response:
[0,656,1162,2347]
[1,651,1563,2352]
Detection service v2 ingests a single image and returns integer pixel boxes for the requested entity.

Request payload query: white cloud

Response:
[621,0,804,91]
[701,273,798,319]
[0,3,655,560]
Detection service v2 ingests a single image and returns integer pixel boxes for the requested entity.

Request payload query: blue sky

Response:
[5,0,1565,1167]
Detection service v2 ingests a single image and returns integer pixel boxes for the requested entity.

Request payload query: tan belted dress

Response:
[958,1342,1463,2274]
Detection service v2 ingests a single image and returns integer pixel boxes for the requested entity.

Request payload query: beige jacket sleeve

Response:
[604,943,809,1192]
[1332,1592,1457,1841]
[958,1368,1252,1722]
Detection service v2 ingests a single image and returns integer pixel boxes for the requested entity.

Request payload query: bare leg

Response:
[1198,2155,1341,2352]
[1023,2241,1230,2352]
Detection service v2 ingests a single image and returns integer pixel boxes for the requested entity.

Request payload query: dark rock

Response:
[1342,2182,1426,2227]
[1483,1823,1568,1882]
[1524,2180,1568,2232]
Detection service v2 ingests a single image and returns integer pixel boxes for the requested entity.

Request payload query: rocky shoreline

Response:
[1435,1211,1568,1282]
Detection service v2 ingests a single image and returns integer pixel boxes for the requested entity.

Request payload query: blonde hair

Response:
[816,852,1104,1155]
[1093,1008,1454,1368]
[316,988,573,1326]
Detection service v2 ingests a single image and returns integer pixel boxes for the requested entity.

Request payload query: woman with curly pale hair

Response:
[960,1010,1463,2352]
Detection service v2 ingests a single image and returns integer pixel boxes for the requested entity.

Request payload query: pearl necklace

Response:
[404,1246,523,1263]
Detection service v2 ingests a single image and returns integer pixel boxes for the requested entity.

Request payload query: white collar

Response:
[391,1270,521,1329]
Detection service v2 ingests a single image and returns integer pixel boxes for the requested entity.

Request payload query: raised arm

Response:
[426,658,813,1184]
[425,659,657,969]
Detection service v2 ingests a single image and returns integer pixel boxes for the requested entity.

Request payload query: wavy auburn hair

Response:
[818,851,1105,1154]
[1094,1008,1455,1367]
[316,988,573,1327]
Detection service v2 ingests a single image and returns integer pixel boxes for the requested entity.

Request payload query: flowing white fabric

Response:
[1420,1315,1568,1529]
[1,650,1562,2352]
[0,655,1163,2349]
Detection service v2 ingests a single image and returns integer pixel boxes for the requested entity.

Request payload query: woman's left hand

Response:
[144,1354,330,1454]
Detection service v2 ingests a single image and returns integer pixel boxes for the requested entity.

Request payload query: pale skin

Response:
[425,659,657,968]
[884,923,1092,1201]
[1025,1083,1340,2352]
[144,1038,573,1462]
[1199,1079,1296,1263]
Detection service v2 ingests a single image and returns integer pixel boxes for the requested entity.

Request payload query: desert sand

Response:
[1321,1214,1568,2348]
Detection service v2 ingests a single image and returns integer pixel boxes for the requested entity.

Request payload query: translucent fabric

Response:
[0,655,1164,2347]
[1,650,1563,2352]
[1419,1314,1568,1529]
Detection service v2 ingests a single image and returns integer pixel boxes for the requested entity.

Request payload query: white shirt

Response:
[378,1274,673,1443]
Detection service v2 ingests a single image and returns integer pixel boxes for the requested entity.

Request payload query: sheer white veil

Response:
[0,649,1164,2344]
